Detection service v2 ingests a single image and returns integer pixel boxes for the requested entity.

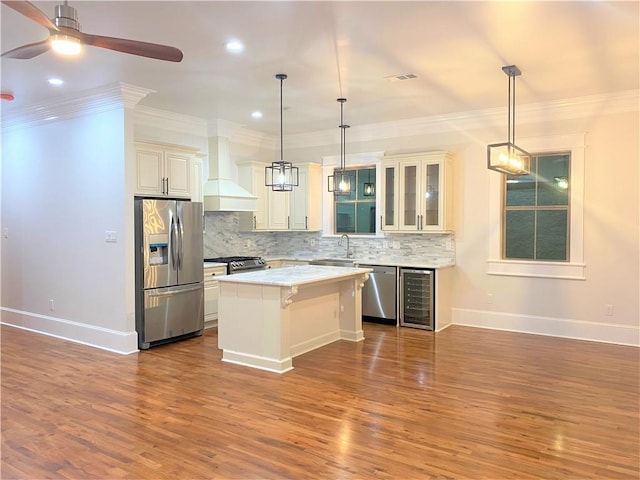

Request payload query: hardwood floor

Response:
[1,323,638,479]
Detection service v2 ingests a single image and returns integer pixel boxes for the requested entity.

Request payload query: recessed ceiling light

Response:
[251,111,263,119]
[48,78,64,86]
[225,40,244,53]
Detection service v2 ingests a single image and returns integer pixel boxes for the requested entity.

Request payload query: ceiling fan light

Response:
[51,35,81,56]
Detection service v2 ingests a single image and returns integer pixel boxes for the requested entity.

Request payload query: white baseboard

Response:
[1,307,139,354]
[221,350,294,374]
[452,308,640,347]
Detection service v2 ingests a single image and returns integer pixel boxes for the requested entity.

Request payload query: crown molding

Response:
[230,127,276,150]
[135,105,207,136]
[1,82,153,132]
[286,89,640,149]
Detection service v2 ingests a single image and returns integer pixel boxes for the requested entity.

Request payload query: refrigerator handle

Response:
[176,211,184,269]
[170,214,178,269]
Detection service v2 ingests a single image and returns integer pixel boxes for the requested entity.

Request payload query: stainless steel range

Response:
[204,256,266,274]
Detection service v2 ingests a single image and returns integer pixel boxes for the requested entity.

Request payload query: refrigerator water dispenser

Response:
[148,233,168,265]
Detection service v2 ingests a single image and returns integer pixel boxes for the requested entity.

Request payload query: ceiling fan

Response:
[1,0,183,62]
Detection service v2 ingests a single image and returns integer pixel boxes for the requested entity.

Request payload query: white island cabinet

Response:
[217,265,371,373]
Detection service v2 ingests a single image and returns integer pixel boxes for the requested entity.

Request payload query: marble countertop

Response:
[264,256,454,269]
[216,265,372,287]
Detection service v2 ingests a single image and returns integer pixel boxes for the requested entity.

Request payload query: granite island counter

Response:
[217,265,372,373]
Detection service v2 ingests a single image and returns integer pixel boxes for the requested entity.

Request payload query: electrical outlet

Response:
[382,240,389,249]
[487,293,494,305]
[49,299,55,311]
[446,240,454,251]
[605,304,614,316]
[392,241,400,249]
[310,238,316,246]
[2,228,8,238]
[105,231,117,243]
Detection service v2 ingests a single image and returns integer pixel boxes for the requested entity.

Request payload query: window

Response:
[504,153,570,261]
[334,167,376,234]
[488,133,585,280]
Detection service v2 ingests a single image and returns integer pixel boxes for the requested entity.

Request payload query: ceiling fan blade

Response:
[79,32,183,62]
[1,39,51,59]
[1,0,58,31]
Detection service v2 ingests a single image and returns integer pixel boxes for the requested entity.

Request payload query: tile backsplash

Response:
[204,212,455,265]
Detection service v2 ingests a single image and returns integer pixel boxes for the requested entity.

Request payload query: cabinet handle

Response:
[253,216,256,229]
[287,216,290,229]
[305,216,308,230]
[165,177,169,195]
[211,273,216,277]
[380,215,383,229]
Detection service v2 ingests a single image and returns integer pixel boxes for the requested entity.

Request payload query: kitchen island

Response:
[217,265,371,373]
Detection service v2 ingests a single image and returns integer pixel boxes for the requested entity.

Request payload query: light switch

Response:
[105,231,117,243]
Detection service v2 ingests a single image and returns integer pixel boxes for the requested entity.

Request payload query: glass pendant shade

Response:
[265,160,299,192]
[328,170,351,195]
[266,73,298,191]
[487,65,530,176]
[363,182,375,196]
[487,142,530,176]
[363,168,375,196]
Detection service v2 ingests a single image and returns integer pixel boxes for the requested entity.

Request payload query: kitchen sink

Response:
[309,258,357,267]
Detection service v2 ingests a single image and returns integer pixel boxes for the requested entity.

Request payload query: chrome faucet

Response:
[339,234,353,258]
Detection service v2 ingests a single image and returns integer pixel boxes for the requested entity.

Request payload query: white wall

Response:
[1,109,138,353]
[453,110,639,345]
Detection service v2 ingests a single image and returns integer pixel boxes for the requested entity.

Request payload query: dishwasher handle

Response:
[359,264,397,275]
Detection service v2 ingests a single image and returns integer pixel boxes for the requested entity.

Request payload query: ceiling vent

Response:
[385,73,419,82]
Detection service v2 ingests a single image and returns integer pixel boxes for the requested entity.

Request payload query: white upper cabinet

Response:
[381,151,453,232]
[191,154,204,204]
[290,163,321,231]
[135,142,197,198]
[238,162,321,232]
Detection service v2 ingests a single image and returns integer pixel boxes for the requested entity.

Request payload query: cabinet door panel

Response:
[290,168,308,230]
[381,164,398,231]
[165,152,191,197]
[400,161,420,230]
[423,162,440,227]
[136,148,164,195]
[268,190,290,230]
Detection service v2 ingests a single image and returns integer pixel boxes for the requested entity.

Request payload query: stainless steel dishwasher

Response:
[360,264,397,324]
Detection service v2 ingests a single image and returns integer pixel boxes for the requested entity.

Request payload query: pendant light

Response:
[265,73,299,191]
[328,98,352,196]
[487,65,531,176]
[363,168,375,196]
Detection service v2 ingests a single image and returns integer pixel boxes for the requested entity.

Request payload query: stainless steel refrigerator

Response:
[135,198,204,349]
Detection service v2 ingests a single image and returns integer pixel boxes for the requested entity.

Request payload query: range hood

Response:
[203,135,257,212]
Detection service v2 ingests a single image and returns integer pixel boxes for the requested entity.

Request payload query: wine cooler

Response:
[399,268,434,330]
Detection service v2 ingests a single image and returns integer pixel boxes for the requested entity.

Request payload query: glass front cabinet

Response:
[381,151,453,232]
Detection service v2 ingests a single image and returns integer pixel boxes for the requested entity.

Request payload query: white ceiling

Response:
[1,1,638,136]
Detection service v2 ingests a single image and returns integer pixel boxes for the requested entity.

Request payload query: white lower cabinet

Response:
[204,265,227,328]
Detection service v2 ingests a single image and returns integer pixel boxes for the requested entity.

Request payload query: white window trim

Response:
[488,133,586,280]
[321,151,385,236]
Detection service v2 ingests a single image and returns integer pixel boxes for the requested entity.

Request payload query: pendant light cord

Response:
[280,75,284,162]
